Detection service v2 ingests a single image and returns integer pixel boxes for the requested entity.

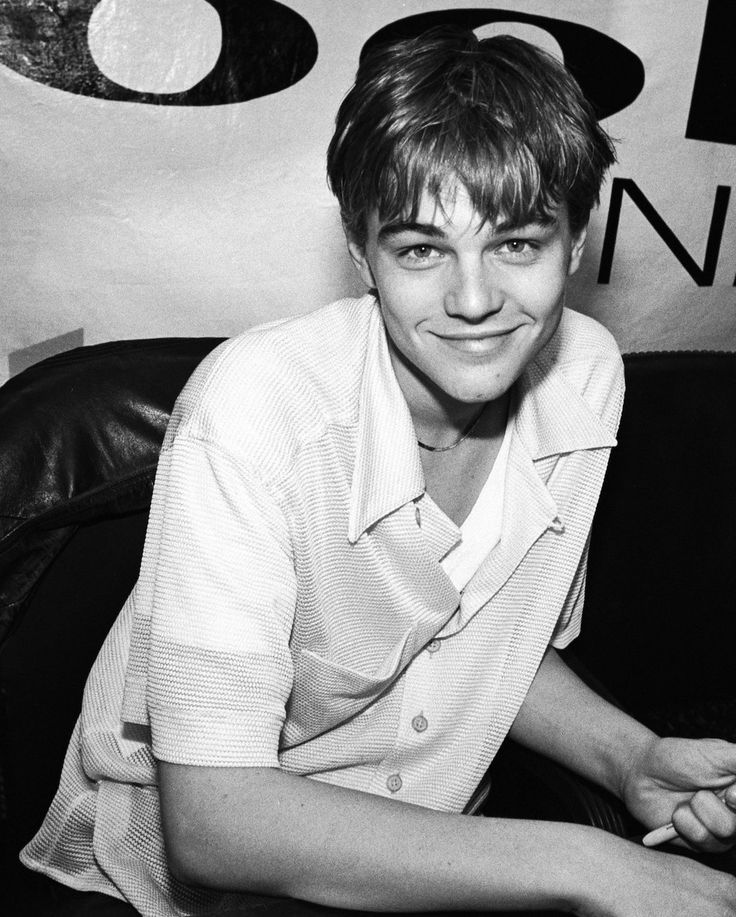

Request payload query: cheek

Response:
[377,299,417,349]
[521,271,567,320]
[376,285,428,336]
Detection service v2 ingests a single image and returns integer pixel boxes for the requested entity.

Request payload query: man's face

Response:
[347,186,586,413]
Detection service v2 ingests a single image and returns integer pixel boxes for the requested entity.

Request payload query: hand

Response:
[621,735,736,853]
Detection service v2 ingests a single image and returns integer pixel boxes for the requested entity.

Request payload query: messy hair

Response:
[327,27,616,242]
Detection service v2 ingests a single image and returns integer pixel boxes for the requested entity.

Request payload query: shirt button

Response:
[386,773,403,793]
[415,505,422,527]
[427,639,441,654]
[411,714,428,733]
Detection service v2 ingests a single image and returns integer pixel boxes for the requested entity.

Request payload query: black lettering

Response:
[597,178,731,286]
[363,9,644,120]
[0,0,317,105]
[686,0,736,145]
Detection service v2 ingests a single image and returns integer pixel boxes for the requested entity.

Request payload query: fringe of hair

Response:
[327,28,616,242]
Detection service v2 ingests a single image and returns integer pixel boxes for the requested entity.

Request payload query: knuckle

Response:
[692,824,713,846]
[691,791,736,839]
[673,808,710,845]
[691,789,717,813]
[710,816,736,842]
[694,788,714,803]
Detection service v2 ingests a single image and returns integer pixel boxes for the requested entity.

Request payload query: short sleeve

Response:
[141,434,297,767]
[549,535,589,649]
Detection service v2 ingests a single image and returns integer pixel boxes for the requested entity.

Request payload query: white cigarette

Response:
[641,821,677,847]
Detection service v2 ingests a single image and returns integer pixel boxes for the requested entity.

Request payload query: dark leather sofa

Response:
[1,338,735,914]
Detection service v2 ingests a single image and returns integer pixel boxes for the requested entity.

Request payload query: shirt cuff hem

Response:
[150,706,283,767]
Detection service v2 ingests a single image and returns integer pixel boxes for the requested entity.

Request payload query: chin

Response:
[455,376,517,404]
[448,379,515,405]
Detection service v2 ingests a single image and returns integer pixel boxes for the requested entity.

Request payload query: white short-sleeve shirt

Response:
[22,295,624,917]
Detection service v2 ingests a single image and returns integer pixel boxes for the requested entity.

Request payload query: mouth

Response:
[433,327,522,353]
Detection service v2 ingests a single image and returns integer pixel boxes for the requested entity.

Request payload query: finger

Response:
[672,796,735,853]
[689,789,736,842]
[724,783,736,812]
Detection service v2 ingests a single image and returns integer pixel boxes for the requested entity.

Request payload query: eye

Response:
[504,240,530,253]
[398,244,443,266]
[497,239,539,261]
[408,245,434,258]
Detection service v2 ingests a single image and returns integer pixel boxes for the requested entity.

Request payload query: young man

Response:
[22,27,736,917]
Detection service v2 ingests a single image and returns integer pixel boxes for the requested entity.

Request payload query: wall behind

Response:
[1,0,734,382]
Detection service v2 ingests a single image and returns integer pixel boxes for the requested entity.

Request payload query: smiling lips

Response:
[433,325,524,353]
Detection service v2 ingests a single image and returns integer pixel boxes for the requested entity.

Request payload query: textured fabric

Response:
[21,295,624,917]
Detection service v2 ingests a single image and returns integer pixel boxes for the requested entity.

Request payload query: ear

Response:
[567,224,588,277]
[345,231,376,289]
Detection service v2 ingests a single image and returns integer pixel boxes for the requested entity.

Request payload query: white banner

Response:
[1,0,734,381]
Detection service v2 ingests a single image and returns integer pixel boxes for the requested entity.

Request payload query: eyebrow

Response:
[377,215,561,243]
[377,221,448,242]
[495,215,560,233]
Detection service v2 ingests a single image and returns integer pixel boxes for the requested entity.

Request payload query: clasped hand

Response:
[623,735,736,853]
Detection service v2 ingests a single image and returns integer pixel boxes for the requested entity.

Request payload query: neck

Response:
[410,402,488,451]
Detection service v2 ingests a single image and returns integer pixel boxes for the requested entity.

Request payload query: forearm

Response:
[159,760,610,912]
[509,648,657,798]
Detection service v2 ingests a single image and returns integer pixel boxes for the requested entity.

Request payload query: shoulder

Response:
[164,296,376,474]
[547,308,621,366]
[527,308,625,440]
[543,308,624,397]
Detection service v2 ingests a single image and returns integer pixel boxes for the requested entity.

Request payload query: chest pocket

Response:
[282,629,412,747]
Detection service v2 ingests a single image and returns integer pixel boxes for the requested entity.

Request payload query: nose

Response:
[444,257,504,321]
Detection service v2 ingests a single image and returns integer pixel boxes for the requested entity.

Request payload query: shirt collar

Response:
[513,320,619,460]
[348,302,617,543]
[348,301,424,543]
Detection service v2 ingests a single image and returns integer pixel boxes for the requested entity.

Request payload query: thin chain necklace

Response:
[416,405,486,453]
